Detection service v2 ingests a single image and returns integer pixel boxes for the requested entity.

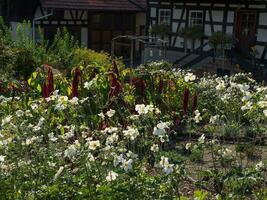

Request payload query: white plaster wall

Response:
[255,45,265,59]
[257,29,267,42]
[249,4,266,9]
[81,11,88,20]
[183,10,187,20]
[173,9,182,20]
[204,24,212,36]
[212,11,224,22]
[172,22,178,33]
[151,8,157,18]
[34,6,42,18]
[81,27,88,47]
[259,13,267,26]
[205,11,210,22]
[227,11,235,23]
[64,10,72,20]
[226,26,233,35]
[174,36,184,48]
[214,25,223,32]
[10,22,18,39]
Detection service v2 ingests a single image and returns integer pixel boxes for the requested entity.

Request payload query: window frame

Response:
[189,10,204,28]
[158,9,171,26]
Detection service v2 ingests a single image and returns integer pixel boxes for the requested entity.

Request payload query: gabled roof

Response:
[41,0,146,12]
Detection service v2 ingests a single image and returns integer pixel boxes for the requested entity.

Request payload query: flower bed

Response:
[0,61,266,199]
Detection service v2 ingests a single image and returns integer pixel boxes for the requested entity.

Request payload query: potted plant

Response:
[149,24,170,39]
[208,31,233,59]
[179,26,203,53]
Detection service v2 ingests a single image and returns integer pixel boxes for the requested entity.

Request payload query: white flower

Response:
[98,112,105,119]
[216,81,226,91]
[163,164,174,175]
[135,104,146,115]
[198,134,205,144]
[69,97,79,105]
[114,154,125,167]
[1,115,12,126]
[123,127,139,141]
[194,110,202,123]
[209,115,220,124]
[153,127,166,136]
[241,101,252,111]
[54,166,64,180]
[65,125,75,138]
[159,156,174,175]
[33,125,41,132]
[0,155,5,162]
[106,171,118,182]
[106,109,116,118]
[218,148,233,159]
[64,144,78,158]
[184,73,196,82]
[255,161,264,171]
[24,136,39,146]
[106,133,119,145]
[101,127,118,134]
[157,122,171,129]
[185,143,192,150]
[31,104,38,110]
[263,110,267,117]
[89,140,101,150]
[121,159,133,172]
[150,144,159,152]
[16,110,24,117]
[48,132,58,142]
[84,77,97,90]
[258,101,267,108]
[242,92,251,102]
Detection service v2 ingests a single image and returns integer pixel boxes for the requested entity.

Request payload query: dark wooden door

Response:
[235,11,257,57]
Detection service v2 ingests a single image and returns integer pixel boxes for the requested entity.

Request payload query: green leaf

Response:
[37,84,42,93]
[32,72,38,79]
[27,78,32,85]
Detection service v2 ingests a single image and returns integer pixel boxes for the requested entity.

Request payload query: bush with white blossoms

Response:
[0,61,266,199]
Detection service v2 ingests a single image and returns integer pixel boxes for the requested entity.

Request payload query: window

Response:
[159,9,171,25]
[190,11,203,28]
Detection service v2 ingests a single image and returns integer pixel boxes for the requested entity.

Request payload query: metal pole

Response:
[111,39,115,59]
[32,10,53,43]
[130,39,134,68]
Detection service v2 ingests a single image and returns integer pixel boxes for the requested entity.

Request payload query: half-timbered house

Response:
[147,0,267,78]
[6,0,146,58]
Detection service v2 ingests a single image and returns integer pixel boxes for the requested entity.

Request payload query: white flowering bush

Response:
[0,62,266,199]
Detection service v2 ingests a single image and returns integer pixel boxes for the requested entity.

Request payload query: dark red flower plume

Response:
[192,93,198,111]
[72,68,82,98]
[109,73,122,98]
[158,78,164,94]
[112,60,119,76]
[183,88,190,116]
[42,64,54,98]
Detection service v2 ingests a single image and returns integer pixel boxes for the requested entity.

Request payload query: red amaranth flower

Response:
[47,68,54,95]
[72,68,82,98]
[41,64,54,98]
[132,78,146,97]
[175,117,181,127]
[42,82,49,98]
[112,60,119,76]
[192,93,198,111]
[109,73,122,98]
[158,78,164,94]
[183,88,190,116]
